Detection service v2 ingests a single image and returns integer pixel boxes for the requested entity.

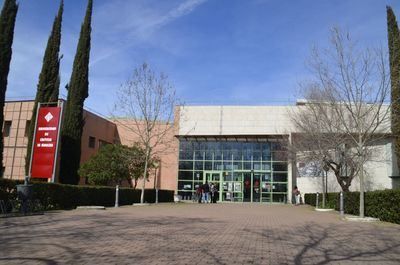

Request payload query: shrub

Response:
[304,189,400,224]
[0,179,174,211]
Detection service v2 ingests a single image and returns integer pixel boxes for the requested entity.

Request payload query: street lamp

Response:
[153,160,160,203]
[323,163,330,208]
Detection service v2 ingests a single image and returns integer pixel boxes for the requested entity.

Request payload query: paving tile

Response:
[0,204,399,264]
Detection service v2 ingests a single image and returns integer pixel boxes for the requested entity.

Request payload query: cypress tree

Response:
[25,1,63,175]
[387,6,400,173]
[59,0,92,184]
[0,0,18,177]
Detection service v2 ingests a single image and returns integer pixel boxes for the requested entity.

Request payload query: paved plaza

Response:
[1,203,400,264]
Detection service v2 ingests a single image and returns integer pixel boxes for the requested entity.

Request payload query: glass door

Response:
[204,171,222,202]
[243,172,251,202]
[253,173,261,202]
[261,173,272,202]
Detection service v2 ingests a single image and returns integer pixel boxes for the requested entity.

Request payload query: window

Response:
[88,136,96,148]
[24,120,31,137]
[3,121,11,137]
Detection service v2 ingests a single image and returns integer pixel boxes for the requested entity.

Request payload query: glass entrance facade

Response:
[177,138,289,203]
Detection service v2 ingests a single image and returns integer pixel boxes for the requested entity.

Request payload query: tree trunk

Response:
[140,146,150,204]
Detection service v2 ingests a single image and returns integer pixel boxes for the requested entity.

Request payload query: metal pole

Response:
[115,185,119,207]
[322,173,326,208]
[154,164,159,204]
[52,100,64,183]
[325,170,328,200]
[358,134,364,218]
[316,192,319,209]
[340,191,344,216]
[156,188,159,204]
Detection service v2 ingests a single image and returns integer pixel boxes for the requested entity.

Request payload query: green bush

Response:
[305,189,400,224]
[0,179,174,211]
[0,178,22,201]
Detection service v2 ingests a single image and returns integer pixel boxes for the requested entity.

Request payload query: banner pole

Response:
[28,102,41,180]
[51,100,64,183]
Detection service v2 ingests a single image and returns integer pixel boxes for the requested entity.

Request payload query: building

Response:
[175,104,399,203]
[3,100,398,203]
[2,100,178,191]
[3,100,118,182]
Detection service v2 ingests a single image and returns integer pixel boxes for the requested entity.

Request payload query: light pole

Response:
[323,164,330,208]
[153,160,160,203]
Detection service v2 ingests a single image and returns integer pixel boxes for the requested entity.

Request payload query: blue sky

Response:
[2,0,400,115]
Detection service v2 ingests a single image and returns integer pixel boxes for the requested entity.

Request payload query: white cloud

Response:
[90,0,207,66]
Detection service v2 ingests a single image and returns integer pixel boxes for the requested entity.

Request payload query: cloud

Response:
[90,0,207,66]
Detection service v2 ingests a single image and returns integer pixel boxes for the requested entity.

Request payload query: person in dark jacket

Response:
[196,185,203,203]
[203,182,210,203]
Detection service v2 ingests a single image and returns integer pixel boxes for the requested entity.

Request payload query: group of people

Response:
[196,181,218,203]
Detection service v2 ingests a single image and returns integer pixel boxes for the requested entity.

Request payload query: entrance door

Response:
[253,173,261,202]
[243,172,252,202]
[204,171,222,202]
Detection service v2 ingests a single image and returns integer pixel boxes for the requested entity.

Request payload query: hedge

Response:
[304,190,400,224]
[0,178,174,211]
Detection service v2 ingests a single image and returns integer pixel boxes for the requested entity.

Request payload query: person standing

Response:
[203,181,210,203]
[209,182,214,203]
[293,186,301,205]
[196,185,202,203]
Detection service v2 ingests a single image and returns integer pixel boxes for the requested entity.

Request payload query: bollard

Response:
[316,192,319,209]
[340,191,344,216]
[115,185,119,208]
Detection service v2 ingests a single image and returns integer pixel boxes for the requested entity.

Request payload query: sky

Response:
[2,0,400,116]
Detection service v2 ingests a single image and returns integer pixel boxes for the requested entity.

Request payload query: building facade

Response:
[2,100,119,182]
[2,100,398,203]
[2,100,178,191]
[175,105,398,203]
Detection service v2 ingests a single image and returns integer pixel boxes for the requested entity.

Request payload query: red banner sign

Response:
[30,106,62,179]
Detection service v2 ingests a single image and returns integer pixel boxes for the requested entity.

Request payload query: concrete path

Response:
[1,203,399,264]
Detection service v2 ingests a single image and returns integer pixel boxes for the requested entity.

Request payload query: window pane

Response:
[273,173,287,182]
[193,171,203,181]
[179,161,193,170]
[89,136,96,148]
[262,163,271,171]
[233,162,242,170]
[178,171,193,181]
[3,121,11,137]
[273,193,286,203]
[272,151,287,161]
[272,183,287,192]
[261,173,271,182]
[178,181,193,191]
[261,182,272,192]
[214,150,222,160]
[214,161,223,170]
[24,120,31,137]
[194,151,204,160]
[194,161,203,170]
[205,149,213,160]
[232,150,241,160]
[253,151,261,161]
[224,162,232,170]
[243,162,252,170]
[273,162,287,171]
[253,162,261,170]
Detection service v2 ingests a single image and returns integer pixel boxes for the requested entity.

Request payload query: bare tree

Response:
[290,28,391,217]
[113,63,178,204]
